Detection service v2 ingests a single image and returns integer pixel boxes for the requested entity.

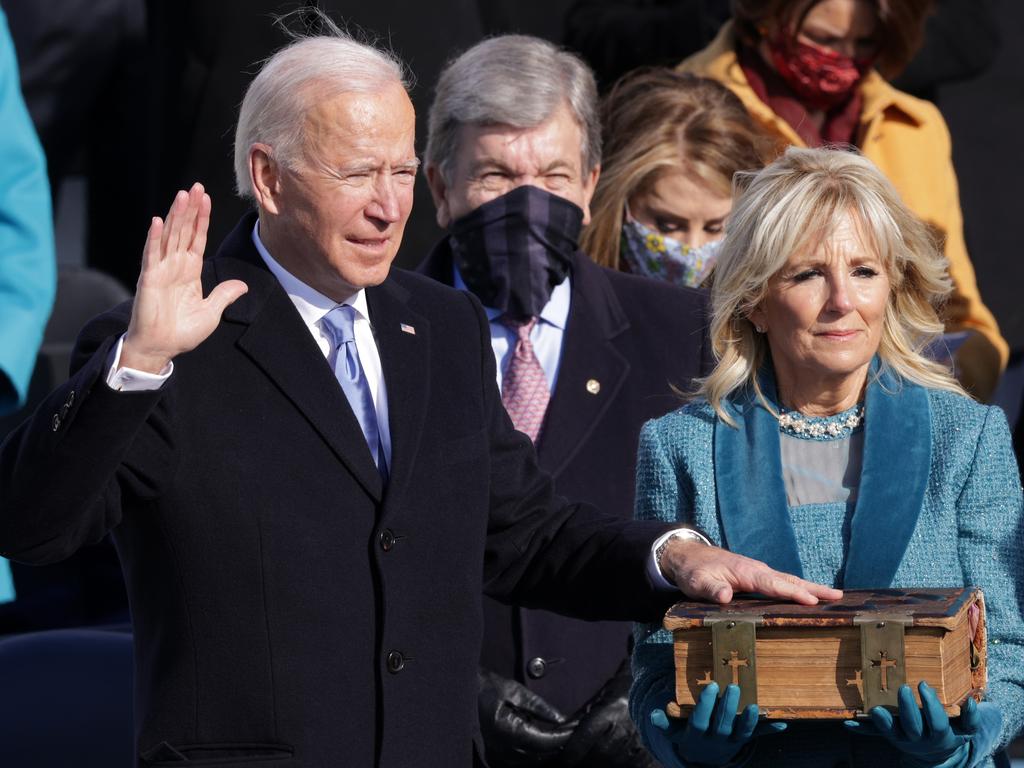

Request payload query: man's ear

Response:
[579,164,601,226]
[425,164,452,229]
[249,144,282,215]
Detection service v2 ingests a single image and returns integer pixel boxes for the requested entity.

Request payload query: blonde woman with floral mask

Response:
[582,69,769,288]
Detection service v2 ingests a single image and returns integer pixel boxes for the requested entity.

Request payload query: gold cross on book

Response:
[871,651,898,691]
[723,651,749,685]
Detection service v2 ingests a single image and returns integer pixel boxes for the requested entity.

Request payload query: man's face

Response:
[427,102,599,229]
[257,82,418,300]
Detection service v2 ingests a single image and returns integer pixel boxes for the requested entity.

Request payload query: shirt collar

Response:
[252,220,370,326]
[452,263,571,330]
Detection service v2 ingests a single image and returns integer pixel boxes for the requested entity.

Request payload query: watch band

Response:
[655,527,712,575]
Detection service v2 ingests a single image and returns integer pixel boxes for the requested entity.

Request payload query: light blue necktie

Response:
[322,305,388,480]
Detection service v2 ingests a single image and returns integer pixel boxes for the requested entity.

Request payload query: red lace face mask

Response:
[767,32,873,110]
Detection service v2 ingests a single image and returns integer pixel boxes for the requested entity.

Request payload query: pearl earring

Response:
[754,324,765,333]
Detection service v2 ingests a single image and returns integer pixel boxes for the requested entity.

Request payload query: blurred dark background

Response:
[4,0,1021,347]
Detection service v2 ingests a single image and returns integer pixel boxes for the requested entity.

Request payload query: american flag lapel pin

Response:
[400,323,416,335]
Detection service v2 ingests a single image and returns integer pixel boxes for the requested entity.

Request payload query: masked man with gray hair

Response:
[419,35,718,767]
[0,18,839,768]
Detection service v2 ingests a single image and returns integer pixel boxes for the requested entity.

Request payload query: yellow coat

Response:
[680,23,1008,400]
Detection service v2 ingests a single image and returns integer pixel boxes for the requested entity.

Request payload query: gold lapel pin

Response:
[586,379,601,395]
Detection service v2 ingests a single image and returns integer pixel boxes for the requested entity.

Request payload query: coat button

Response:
[386,650,405,673]
[379,529,395,552]
[526,657,547,679]
[51,413,61,431]
[65,390,75,408]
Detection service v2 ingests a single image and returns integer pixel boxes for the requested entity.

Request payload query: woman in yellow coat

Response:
[679,0,1006,400]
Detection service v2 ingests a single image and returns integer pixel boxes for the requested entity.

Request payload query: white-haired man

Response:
[0,22,839,768]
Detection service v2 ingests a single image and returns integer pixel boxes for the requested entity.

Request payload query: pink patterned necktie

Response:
[500,316,550,443]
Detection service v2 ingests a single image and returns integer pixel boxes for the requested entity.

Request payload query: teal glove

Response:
[644,683,786,767]
[843,681,1002,768]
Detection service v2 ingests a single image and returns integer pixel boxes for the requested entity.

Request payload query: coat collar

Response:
[713,359,931,587]
[856,70,931,128]
[416,236,458,285]
[211,212,429,505]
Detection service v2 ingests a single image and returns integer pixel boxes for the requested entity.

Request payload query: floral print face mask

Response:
[619,217,721,287]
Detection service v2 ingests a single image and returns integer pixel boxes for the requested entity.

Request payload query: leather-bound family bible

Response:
[664,588,986,719]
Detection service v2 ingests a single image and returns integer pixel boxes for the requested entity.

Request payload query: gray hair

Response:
[233,13,409,199]
[425,35,601,181]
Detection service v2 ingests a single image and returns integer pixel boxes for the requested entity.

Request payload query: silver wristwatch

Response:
[655,527,712,574]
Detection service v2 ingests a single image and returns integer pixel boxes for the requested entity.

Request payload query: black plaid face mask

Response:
[449,185,583,321]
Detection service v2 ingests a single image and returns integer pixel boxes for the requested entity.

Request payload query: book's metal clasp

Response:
[854,613,913,712]
[703,615,762,713]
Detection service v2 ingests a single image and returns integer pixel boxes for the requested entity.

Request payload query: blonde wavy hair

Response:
[581,69,770,270]
[701,146,965,425]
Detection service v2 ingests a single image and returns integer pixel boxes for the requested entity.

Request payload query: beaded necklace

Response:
[776,403,864,440]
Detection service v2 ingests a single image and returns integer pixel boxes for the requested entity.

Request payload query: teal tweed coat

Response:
[631,369,1024,767]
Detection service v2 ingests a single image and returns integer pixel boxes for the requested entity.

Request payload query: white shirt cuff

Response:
[647,527,713,591]
[105,335,173,392]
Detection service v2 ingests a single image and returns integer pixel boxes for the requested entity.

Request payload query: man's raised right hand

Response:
[121,183,248,374]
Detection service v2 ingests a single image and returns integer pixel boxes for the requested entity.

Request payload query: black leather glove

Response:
[557,660,659,768]
[478,667,578,768]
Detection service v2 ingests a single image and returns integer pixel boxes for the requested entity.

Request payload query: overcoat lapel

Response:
[538,255,630,478]
[213,216,383,501]
[843,365,931,588]
[714,375,804,576]
[366,278,430,514]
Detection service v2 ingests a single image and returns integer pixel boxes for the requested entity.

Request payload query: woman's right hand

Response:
[644,683,786,767]
[121,183,248,374]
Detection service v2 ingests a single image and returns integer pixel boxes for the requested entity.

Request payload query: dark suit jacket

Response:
[419,240,711,713]
[0,213,676,768]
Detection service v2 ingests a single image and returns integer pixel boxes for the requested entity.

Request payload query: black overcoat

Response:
[0,213,674,767]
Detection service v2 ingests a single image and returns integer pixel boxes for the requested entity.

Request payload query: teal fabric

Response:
[630,376,1024,767]
[714,372,803,577]
[845,364,931,588]
[0,557,12,604]
[0,5,55,413]
[0,7,54,603]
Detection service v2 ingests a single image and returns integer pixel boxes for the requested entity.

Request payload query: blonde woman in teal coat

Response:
[0,7,55,604]
[630,147,1023,768]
